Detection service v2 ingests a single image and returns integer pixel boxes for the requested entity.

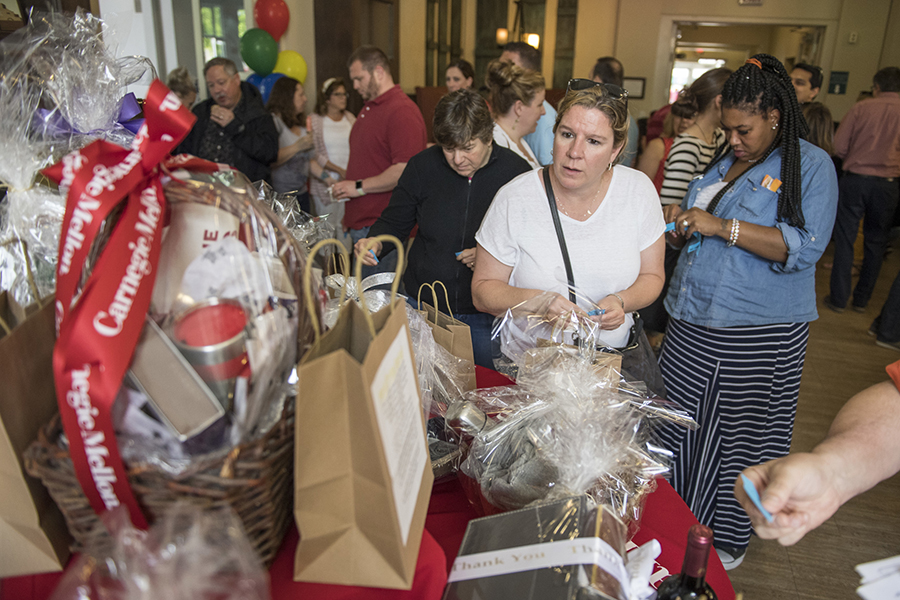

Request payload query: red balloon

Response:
[254,0,290,42]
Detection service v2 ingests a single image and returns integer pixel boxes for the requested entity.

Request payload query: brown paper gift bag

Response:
[294,237,434,589]
[0,300,71,577]
[416,281,476,391]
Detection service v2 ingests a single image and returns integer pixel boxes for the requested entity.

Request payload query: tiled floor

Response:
[727,245,900,599]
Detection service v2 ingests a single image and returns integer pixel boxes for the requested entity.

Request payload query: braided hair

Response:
[715,54,809,228]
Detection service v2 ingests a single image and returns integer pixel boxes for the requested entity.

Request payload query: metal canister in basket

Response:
[171,297,249,411]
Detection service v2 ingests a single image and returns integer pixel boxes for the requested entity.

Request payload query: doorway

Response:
[668,21,826,102]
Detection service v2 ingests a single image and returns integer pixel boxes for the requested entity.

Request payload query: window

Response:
[199,0,248,70]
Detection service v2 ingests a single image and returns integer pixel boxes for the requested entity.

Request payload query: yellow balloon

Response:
[273,50,308,84]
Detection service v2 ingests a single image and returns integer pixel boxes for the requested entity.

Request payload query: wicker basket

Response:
[24,398,294,566]
[19,167,318,567]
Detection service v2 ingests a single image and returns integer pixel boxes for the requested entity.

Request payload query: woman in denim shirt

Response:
[657,55,838,570]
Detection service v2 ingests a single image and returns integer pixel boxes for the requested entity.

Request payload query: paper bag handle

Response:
[416,280,454,321]
[303,238,351,342]
[355,235,404,338]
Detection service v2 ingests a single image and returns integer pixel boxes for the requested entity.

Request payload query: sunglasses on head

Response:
[566,78,629,106]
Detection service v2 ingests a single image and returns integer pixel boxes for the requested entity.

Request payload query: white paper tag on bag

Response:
[370,325,426,545]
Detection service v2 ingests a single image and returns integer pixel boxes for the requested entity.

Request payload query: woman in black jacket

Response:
[356,89,531,367]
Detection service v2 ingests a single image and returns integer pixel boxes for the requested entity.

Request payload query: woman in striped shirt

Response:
[659,68,732,205]
[643,68,731,337]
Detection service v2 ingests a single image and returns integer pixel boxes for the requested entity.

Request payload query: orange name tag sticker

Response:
[761,174,782,192]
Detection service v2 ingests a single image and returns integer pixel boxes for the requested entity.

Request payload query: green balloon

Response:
[240,28,278,76]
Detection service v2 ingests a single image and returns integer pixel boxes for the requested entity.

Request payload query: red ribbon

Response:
[43,80,201,528]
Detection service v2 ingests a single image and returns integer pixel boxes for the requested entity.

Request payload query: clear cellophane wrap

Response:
[0,9,153,309]
[48,504,270,600]
[452,293,697,537]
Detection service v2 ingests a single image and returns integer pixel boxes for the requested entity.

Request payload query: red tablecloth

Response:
[1,366,734,600]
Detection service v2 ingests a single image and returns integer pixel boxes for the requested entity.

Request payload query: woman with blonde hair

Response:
[473,79,665,357]
[166,66,197,108]
[485,59,545,169]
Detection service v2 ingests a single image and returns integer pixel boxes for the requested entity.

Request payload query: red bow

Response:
[43,80,206,528]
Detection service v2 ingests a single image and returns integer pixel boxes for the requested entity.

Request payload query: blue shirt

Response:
[664,139,838,327]
[523,101,557,166]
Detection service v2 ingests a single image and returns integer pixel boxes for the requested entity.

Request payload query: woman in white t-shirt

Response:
[308,77,356,225]
[473,81,665,349]
[485,59,545,169]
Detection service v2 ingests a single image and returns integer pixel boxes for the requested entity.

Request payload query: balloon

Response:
[240,28,278,76]
[247,73,263,89]
[259,72,285,105]
[254,0,290,42]
[273,50,308,85]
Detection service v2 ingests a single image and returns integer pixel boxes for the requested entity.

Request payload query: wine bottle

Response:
[656,524,718,600]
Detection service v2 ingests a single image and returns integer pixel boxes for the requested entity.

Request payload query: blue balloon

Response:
[258,72,285,105]
[247,73,263,89]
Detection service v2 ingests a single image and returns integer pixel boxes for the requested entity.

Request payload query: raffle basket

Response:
[23,166,319,567]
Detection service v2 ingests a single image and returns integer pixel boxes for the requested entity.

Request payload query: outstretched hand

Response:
[736,454,845,546]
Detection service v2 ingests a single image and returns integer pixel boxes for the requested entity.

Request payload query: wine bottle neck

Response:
[681,544,709,580]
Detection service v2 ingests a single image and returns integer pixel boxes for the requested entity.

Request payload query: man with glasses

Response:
[176,57,278,182]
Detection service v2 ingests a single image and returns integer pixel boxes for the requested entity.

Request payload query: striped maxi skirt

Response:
[656,318,810,548]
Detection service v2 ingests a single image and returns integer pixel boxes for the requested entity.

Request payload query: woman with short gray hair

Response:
[355,90,531,367]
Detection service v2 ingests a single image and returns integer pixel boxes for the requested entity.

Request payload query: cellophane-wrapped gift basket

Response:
[0,10,319,567]
[442,293,698,539]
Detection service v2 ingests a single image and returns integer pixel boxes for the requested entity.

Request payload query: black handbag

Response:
[542,168,667,398]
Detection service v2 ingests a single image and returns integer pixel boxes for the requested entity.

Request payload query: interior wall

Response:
[282,0,317,114]
[571,0,616,80]
[879,0,900,68]
[541,0,558,86]
[678,23,773,52]
[464,0,477,73]
[399,0,426,93]
[829,0,895,117]
[769,26,806,67]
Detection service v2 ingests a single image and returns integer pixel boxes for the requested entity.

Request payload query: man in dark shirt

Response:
[176,57,278,182]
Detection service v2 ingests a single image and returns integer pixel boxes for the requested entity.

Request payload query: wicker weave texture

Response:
[23,401,295,567]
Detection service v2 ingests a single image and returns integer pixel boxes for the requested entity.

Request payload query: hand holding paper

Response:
[736,453,846,546]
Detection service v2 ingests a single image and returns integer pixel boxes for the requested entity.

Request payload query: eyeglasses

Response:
[566,78,628,106]
[331,92,349,98]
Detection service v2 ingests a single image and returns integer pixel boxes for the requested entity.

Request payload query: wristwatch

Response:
[356,180,366,196]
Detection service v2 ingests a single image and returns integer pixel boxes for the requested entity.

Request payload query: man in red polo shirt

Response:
[332,45,426,273]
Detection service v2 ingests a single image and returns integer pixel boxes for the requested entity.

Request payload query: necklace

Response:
[553,172,606,220]
[695,121,712,144]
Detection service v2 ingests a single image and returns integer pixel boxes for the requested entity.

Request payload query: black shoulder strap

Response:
[542,168,576,303]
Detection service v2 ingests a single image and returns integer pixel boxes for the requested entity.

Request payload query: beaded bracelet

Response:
[727,218,740,247]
